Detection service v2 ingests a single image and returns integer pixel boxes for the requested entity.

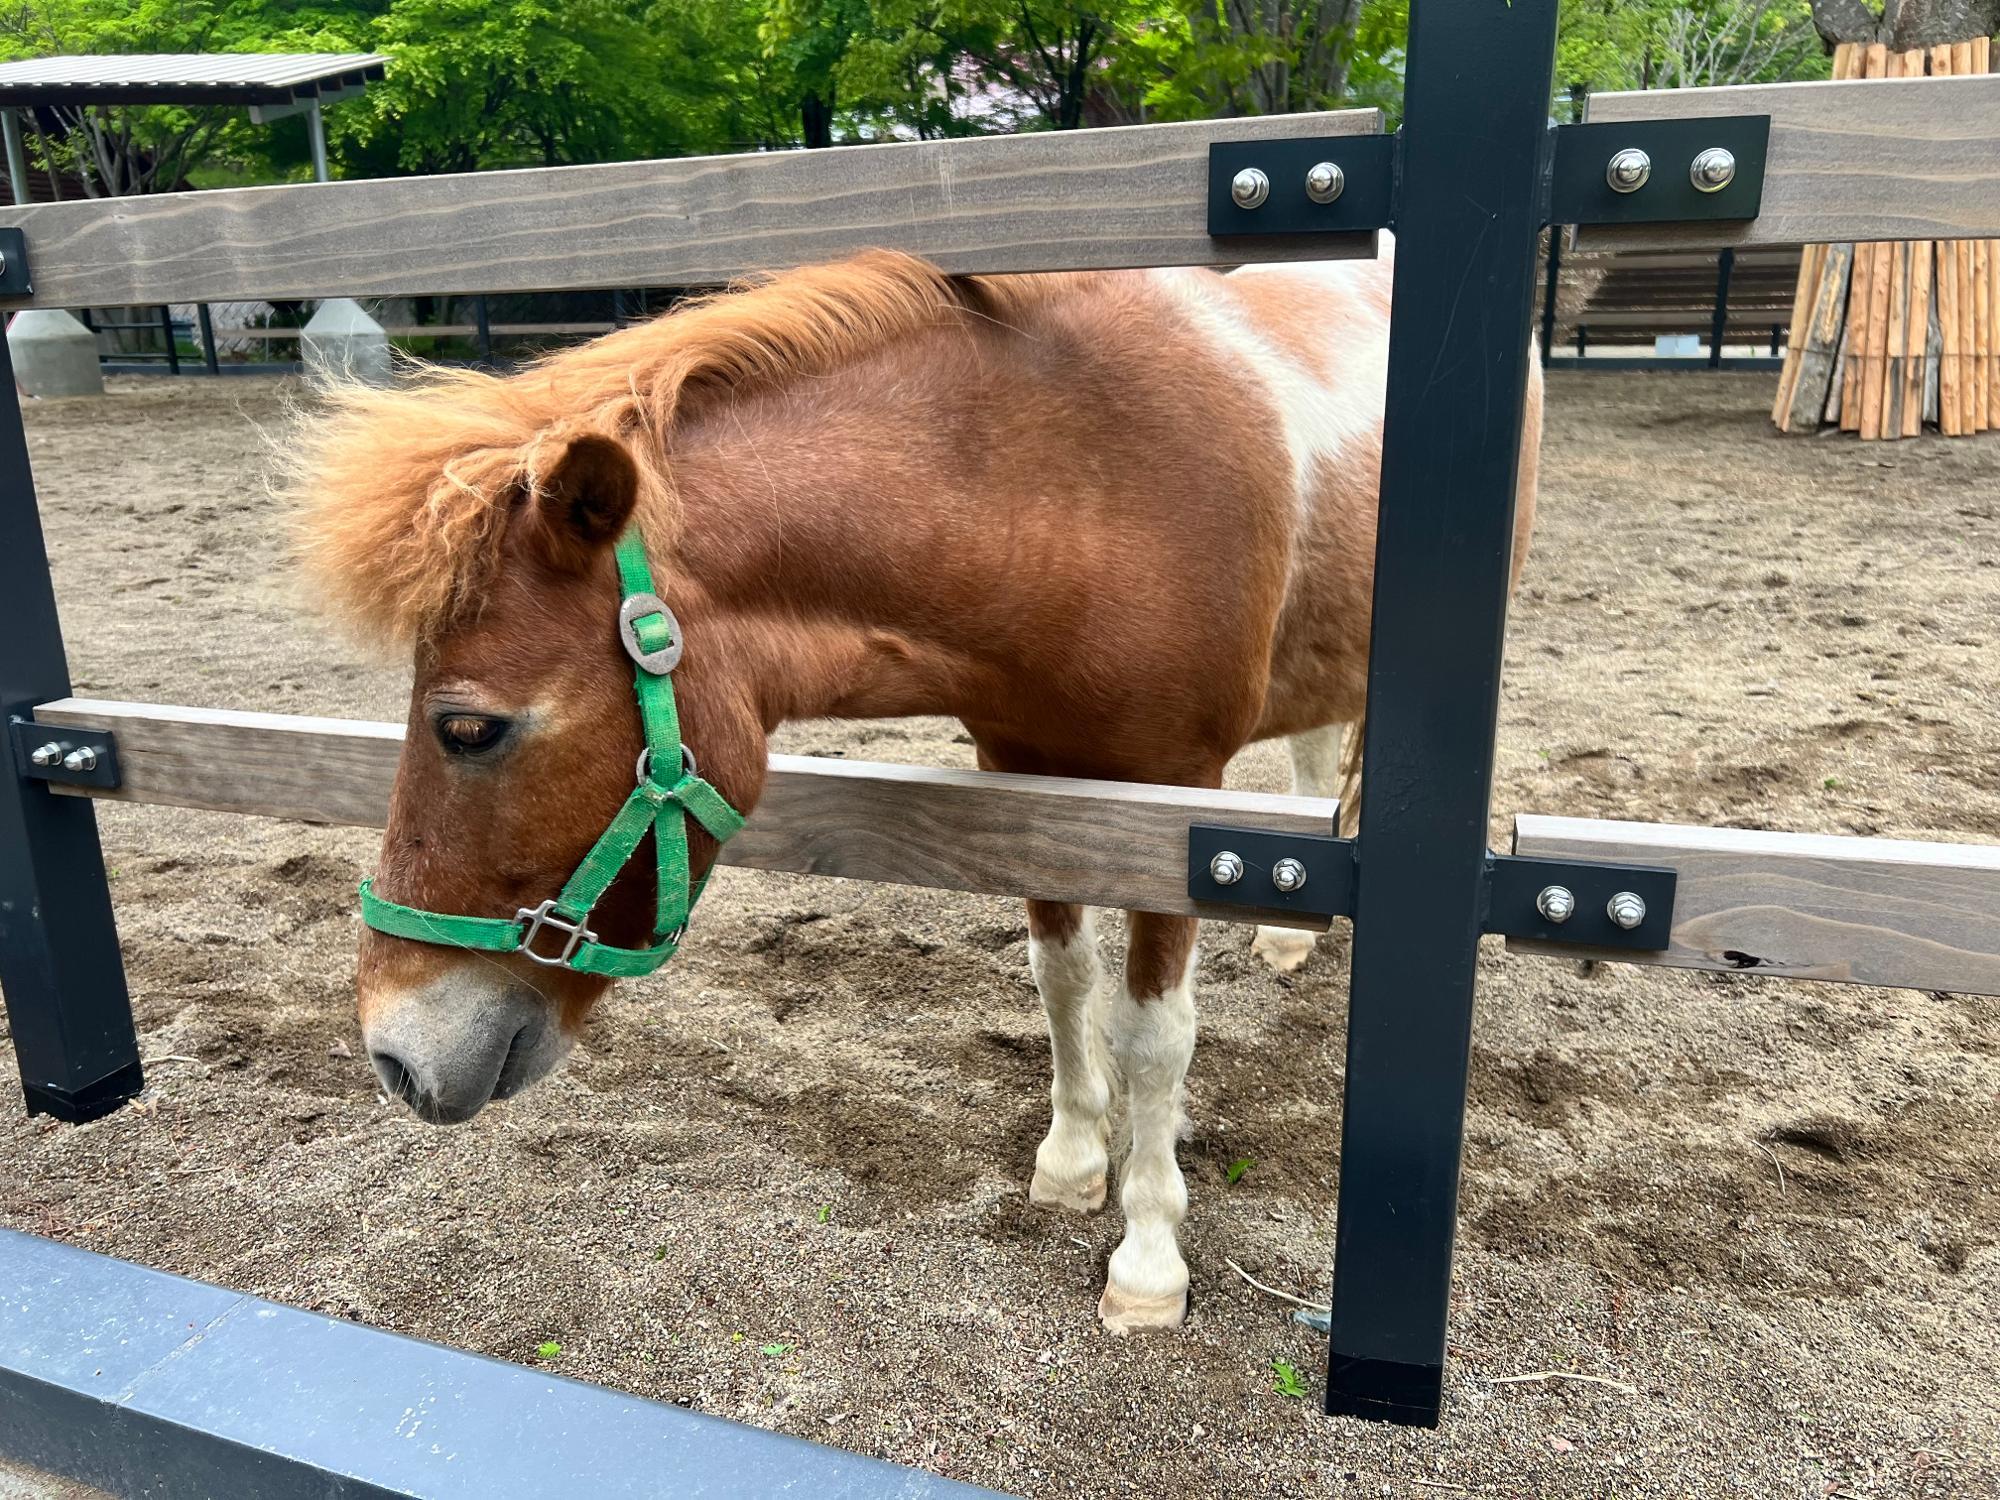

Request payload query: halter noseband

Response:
[357,530,746,977]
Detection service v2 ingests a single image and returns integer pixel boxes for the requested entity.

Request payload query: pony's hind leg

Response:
[1027,900,1112,1214]
[1252,721,1358,972]
[1100,910,1198,1333]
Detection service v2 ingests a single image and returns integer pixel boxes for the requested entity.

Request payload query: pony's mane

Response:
[290,250,1043,645]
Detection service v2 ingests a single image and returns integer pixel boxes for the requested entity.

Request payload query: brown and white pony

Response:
[295,241,1541,1333]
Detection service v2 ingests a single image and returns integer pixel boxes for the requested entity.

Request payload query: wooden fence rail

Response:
[30,700,2000,993]
[0,113,1379,310]
[31,698,1337,930]
[1580,73,2000,251]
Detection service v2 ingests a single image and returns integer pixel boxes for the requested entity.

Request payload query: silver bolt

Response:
[1304,161,1345,205]
[61,746,97,773]
[1230,167,1270,211]
[1606,147,1651,194]
[1607,891,1647,930]
[1535,885,1575,924]
[1208,850,1245,887]
[1271,857,1308,894]
[29,741,63,767]
[1690,146,1736,193]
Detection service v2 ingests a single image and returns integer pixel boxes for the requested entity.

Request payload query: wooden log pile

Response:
[1773,37,1998,437]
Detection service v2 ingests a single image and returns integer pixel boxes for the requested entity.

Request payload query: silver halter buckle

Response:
[514,899,598,966]
[618,593,683,675]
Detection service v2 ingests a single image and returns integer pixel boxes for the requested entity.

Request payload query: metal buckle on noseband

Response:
[514,899,598,966]
[618,592,683,675]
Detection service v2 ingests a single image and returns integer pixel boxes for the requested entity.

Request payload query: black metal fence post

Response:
[1540,226,1562,368]
[1325,0,1560,1427]
[474,294,493,365]
[1709,246,1735,369]
[0,336,143,1122]
[158,305,179,375]
[196,303,220,375]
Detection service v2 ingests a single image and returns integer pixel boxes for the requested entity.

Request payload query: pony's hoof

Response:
[1097,1281,1187,1334]
[1030,1168,1106,1214]
[1252,925,1316,974]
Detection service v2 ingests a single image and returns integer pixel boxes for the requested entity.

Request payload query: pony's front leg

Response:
[1027,900,1112,1213]
[1100,910,1198,1333]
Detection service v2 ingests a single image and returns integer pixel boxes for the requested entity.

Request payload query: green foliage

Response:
[0,0,1841,192]
[535,1339,562,1359]
[760,1341,794,1356]
[1225,1157,1254,1185]
[1271,1358,1309,1398]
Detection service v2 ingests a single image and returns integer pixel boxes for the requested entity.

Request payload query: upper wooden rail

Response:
[0,112,1379,310]
[1580,74,2000,250]
[32,699,1337,930]
[1512,814,2000,996]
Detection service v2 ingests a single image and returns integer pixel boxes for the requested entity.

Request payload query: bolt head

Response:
[1535,885,1575,924]
[1271,857,1308,894]
[1606,147,1651,193]
[61,746,97,772]
[1607,891,1647,930]
[1230,167,1270,211]
[1690,146,1735,193]
[1304,160,1344,205]
[29,741,63,767]
[1208,850,1245,887]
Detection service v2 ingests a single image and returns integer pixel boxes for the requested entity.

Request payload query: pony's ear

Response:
[523,432,640,574]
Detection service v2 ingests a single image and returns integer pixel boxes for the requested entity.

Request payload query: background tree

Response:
[1811,0,2000,47]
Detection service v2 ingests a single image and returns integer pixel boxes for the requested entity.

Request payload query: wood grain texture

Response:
[34,698,1337,929]
[0,111,1380,308]
[1579,73,2000,250]
[1510,814,2000,996]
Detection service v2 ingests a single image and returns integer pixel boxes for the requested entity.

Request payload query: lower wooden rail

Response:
[1513,814,2000,996]
[31,698,1336,930]
[28,700,2000,990]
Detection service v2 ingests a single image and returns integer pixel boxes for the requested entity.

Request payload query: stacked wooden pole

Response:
[1773,37,1998,438]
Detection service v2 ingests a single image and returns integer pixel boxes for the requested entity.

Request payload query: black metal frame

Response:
[1191,0,1770,1427]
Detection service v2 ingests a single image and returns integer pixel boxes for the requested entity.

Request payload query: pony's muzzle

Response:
[362,970,569,1124]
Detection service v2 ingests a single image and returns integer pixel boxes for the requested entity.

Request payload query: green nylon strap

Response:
[356,529,746,977]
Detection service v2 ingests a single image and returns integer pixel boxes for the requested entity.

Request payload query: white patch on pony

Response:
[1253,722,1345,973]
[1153,260,1388,520]
[1028,915,1112,1213]
[1099,948,1197,1334]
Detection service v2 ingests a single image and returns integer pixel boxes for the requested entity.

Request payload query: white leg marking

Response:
[1254,724,1344,973]
[1028,914,1112,1213]
[1099,949,1197,1333]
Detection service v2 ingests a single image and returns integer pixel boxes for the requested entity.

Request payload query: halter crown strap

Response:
[358,531,746,977]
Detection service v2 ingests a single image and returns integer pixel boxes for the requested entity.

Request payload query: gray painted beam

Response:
[0,1230,1002,1499]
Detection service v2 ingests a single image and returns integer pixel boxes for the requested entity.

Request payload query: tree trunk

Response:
[801,91,835,149]
[1813,0,2000,46]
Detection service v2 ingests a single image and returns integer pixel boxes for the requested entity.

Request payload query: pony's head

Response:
[293,253,995,1122]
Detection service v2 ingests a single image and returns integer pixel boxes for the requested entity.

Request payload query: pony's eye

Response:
[437,715,509,755]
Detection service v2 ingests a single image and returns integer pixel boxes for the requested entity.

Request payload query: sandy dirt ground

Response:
[2,371,1996,1499]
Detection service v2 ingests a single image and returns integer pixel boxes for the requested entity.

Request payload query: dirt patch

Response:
[3,372,1997,1497]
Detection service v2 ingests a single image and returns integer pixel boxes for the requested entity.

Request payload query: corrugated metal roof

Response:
[0,53,388,107]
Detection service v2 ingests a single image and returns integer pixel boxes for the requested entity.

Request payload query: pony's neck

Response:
[662,356,1009,733]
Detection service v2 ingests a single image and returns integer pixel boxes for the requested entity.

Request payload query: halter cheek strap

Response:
[357,530,746,977]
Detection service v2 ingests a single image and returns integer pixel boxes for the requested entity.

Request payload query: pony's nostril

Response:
[371,1049,421,1105]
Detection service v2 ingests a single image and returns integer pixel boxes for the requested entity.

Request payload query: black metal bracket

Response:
[9,716,120,791]
[1187,829,1675,952]
[1188,825,1356,924]
[1547,115,1769,227]
[1207,135,1397,238]
[1481,852,1676,950]
[0,228,30,298]
[1207,115,1768,239]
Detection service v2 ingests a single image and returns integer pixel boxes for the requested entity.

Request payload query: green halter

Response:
[357,530,746,978]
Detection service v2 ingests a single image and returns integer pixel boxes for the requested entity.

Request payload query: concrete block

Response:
[8,310,103,398]
[301,297,391,387]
